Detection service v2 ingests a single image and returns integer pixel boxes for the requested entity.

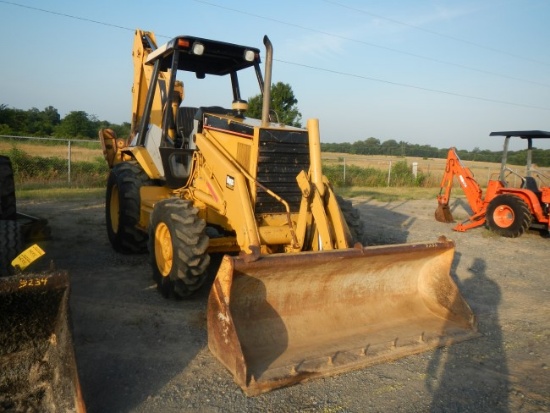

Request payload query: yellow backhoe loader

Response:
[99,29,478,395]
[0,155,85,411]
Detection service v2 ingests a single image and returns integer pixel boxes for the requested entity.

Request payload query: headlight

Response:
[192,42,205,55]
[244,49,255,62]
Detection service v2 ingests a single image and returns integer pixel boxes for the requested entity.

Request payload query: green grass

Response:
[16,187,105,201]
[324,160,428,188]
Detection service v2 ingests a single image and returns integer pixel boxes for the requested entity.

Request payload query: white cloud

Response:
[281,30,352,60]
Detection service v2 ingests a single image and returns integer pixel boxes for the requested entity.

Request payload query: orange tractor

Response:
[435,130,550,237]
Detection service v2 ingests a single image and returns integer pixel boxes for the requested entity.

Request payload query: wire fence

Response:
[321,153,502,188]
[2,135,548,191]
[0,135,107,189]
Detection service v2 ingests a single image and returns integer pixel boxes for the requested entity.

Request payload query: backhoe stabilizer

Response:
[207,237,478,396]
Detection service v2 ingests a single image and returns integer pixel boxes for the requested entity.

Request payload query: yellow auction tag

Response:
[11,244,46,271]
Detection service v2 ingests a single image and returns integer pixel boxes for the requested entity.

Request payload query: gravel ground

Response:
[18,195,550,413]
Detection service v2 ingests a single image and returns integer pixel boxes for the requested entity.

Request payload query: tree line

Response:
[0,82,302,140]
[321,137,550,167]
[2,103,550,167]
[0,104,130,140]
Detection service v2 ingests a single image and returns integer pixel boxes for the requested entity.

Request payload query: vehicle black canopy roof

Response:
[145,35,261,76]
[490,130,550,139]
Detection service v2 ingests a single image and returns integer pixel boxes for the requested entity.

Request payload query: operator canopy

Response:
[490,130,550,140]
[145,35,261,76]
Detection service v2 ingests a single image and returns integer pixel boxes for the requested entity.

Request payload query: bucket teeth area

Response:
[207,239,479,396]
[435,204,455,223]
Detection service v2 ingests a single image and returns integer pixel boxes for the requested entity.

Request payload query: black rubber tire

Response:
[148,198,210,299]
[0,155,17,220]
[486,194,532,238]
[106,162,152,254]
[336,195,365,245]
[0,220,23,276]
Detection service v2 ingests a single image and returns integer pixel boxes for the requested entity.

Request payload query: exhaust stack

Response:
[261,36,273,127]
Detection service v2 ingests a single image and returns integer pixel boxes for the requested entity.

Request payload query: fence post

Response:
[343,157,346,185]
[387,160,392,186]
[67,140,71,186]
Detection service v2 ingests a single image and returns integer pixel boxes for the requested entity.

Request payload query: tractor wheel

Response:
[486,194,532,238]
[336,195,365,245]
[0,156,17,220]
[0,220,23,276]
[106,162,152,253]
[148,198,210,299]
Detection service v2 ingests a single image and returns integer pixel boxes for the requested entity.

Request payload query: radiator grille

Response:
[255,129,309,214]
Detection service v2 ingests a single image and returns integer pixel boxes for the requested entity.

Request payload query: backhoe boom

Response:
[435,147,487,230]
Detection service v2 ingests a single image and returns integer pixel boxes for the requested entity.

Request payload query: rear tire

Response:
[0,156,17,220]
[106,162,152,253]
[148,199,210,299]
[0,220,23,276]
[336,195,365,244]
[486,194,531,238]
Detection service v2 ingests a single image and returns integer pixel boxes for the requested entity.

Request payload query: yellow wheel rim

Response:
[154,222,173,277]
[109,185,119,234]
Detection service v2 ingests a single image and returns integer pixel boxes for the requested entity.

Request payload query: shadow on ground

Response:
[427,253,510,412]
[352,198,414,245]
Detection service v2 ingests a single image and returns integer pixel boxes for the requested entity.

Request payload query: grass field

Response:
[3,137,550,195]
[15,187,105,201]
[0,139,102,162]
[322,152,550,188]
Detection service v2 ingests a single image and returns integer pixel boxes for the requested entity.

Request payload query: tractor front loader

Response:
[0,156,85,412]
[100,30,477,395]
[436,131,550,237]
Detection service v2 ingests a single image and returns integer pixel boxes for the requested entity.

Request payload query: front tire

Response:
[336,195,365,244]
[486,194,532,238]
[106,162,152,253]
[148,199,210,299]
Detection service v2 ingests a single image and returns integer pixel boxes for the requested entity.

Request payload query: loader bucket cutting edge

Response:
[207,238,479,396]
[435,203,455,223]
[0,271,86,412]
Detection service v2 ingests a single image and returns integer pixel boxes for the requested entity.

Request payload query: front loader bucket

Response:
[435,203,454,223]
[207,237,478,396]
[0,271,86,412]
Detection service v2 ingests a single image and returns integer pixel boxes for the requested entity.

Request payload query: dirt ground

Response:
[19,194,550,413]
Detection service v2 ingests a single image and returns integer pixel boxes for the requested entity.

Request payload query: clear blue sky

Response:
[1,0,549,151]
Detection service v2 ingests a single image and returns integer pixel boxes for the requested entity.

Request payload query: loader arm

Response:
[435,147,485,223]
[190,117,350,257]
[294,119,352,251]
[192,131,262,260]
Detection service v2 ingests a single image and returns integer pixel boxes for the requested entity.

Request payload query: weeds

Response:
[3,147,108,188]
[325,160,427,188]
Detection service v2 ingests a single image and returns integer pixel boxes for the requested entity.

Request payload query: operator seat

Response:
[521,176,544,205]
[160,106,199,188]
[176,106,199,148]
[522,176,540,194]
